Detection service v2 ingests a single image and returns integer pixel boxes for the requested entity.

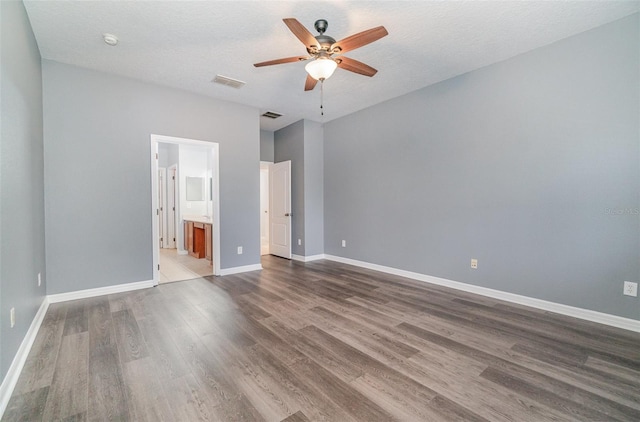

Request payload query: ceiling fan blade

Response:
[254,56,309,67]
[283,18,319,50]
[336,56,378,77]
[331,26,388,54]
[304,74,318,91]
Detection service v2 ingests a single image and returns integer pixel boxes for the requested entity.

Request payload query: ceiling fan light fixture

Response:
[305,58,337,81]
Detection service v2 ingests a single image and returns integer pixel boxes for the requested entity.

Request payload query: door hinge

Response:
[173,207,175,211]
[172,176,175,180]
[156,153,158,159]
[173,237,176,242]
[158,264,160,270]
[156,209,159,215]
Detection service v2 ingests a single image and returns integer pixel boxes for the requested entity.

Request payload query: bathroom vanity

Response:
[183,216,212,263]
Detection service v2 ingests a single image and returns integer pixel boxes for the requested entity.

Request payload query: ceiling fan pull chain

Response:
[320,80,324,117]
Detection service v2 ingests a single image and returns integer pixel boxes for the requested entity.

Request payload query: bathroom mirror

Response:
[186,177,204,201]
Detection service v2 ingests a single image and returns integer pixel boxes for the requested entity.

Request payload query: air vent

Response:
[212,75,246,89]
[262,111,282,119]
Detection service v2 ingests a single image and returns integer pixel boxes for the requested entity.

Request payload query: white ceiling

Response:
[23,1,639,132]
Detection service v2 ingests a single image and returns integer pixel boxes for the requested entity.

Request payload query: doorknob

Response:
[285,213,292,217]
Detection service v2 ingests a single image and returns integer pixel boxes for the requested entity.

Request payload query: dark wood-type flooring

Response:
[5,256,640,421]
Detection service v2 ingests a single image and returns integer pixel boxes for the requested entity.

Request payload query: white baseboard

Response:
[0,297,50,419]
[48,279,155,304]
[292,254,326,262]
[324,255,640,333]
[219,264,263,276]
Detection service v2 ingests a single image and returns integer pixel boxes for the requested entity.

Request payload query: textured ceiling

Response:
[23,1,639,132]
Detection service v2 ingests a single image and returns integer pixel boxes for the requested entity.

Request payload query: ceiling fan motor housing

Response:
[307,19,337,54]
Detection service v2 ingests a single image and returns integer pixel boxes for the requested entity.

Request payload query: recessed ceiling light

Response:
[103,33,118,46]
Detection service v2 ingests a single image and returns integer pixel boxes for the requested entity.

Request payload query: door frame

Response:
[269,160,292,259]
[259,161,272,256]
[167,164,177,249]
[150,134,221,285]
[158,167,167,248]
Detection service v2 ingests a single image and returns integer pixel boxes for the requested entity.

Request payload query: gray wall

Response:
[324,14,639,320]
[0,0,47,379]
[274,120,305,256]
[274,120,324,257]
[260,130,274,162]
[43,61,260,294]
[158,142,178,169]
[303,121,324,256]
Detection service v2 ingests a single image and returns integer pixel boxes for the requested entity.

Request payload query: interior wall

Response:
[303,120,324,256]
[43,60,260,294]
[273,120,325,258]
[0,0,47,380]
[260,130,274,162]
[323,14,640,320]
[274,120,305,256]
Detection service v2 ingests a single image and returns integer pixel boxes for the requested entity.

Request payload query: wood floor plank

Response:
[121,357,176,421]
[136,314,189,381]
[3,386,48,422]
[395,352,579,421]
[243,342,358,422]
[60,412,87,422]
[87,346,130,421]
[62,300,89,336]
[349,373,443,421]
[288,357,394,421]
[161,374,219,422]
[111,308,149,363]
[399,321,640,420]
[6,255,640,422]
[260,317,364,383]
[12,303,66,395]
[428,394,492,422]
[42,332,89,420]
[280,410,311,422]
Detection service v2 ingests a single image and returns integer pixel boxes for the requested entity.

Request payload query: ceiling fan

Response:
[254,18,388,91]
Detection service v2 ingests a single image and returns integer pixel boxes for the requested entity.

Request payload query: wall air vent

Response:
[262,111,282,119]
[212,75,246,89]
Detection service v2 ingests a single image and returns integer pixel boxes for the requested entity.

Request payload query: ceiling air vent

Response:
[262,111,282,119]
[212,75,246,89]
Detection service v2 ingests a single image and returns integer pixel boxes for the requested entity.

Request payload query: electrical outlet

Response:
[471,259,478,269]
[298,239,302,246]
[10,308,15,328]
[237,246,243,255]
[341,240,346,248]
[38,272,42,287]
[623,281,638,297]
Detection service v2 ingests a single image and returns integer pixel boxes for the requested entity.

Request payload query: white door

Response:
[167,166,177,248]
[260,164,270,255]
[269,160,291,259]
[158,168,166,248]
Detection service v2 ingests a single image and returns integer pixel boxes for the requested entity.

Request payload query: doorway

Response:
[151,134,221,285]
[269,160,292,259]
[260,162,271,255]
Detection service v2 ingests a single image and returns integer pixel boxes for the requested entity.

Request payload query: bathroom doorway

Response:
[151,134,221,285]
